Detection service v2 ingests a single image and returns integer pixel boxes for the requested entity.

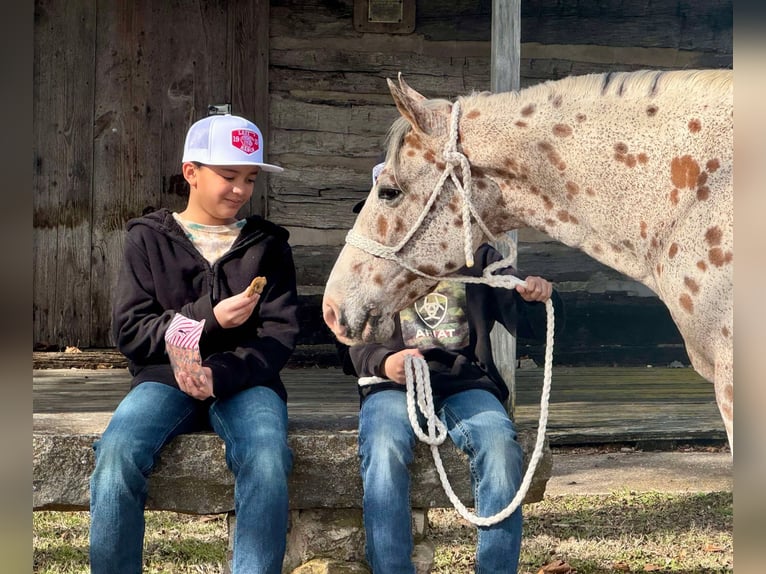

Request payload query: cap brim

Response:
[253,163,284,173]
[190,159,284,173]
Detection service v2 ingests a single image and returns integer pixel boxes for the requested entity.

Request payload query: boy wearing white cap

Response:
[89,115,299,574]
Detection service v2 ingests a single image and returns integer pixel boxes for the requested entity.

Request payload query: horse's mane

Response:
[384,69,732,175]
[530,68,732,100]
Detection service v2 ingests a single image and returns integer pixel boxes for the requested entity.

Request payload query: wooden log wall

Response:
[33,0,270,348]
[268,0,732,366]
[33,0,732,367]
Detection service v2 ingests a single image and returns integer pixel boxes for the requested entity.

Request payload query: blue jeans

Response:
[358,388,523,574]
[89,382,292,574]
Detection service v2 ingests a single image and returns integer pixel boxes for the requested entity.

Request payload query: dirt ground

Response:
[546,445,732,495]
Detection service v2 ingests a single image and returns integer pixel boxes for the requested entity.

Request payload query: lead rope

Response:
[351,99,555,525]
[359,295,553,527]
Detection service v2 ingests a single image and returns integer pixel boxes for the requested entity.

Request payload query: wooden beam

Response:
[490,0,521,412]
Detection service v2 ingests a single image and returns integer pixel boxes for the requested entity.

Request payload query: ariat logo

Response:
[231,129,259,154]
[414,293,448,329]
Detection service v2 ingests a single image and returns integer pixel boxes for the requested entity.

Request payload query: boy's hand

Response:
[383,348,425,385]
[176,366,215,400]
[515,276,553,303]
[213,287,261,328]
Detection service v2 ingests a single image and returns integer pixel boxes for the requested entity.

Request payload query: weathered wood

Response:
[32,0,733,355]
[33,0,96,347]
[231,0,270,218]
[489,0,521,408]
[32,366,726,446]
[519,0,732,53]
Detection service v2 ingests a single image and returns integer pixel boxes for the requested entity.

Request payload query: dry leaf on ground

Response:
[537,559,576,573]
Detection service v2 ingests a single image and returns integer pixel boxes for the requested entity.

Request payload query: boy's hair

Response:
[182,114,283,173]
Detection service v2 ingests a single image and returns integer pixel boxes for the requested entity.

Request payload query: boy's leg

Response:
[358,389,418,574]
[89,382,204,574]
[439,389,524,574]
[209,386,292,574]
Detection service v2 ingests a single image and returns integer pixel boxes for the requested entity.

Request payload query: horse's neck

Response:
[467,86,716,292]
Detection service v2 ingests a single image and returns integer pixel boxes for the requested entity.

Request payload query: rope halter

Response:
[346,100,498,271]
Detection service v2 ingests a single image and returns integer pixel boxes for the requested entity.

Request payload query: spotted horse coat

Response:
[323,70,733,451]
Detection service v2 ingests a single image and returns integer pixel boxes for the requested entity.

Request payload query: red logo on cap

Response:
[231,129,259,155]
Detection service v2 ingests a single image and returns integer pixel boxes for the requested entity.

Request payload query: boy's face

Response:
[182,163,260,225]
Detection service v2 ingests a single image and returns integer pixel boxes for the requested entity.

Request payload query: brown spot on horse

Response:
[684,276,700,294]
[688,119,702,133]
[708,247,732,267]
[705,226,722,246]
[679,293,694,313]
[376,215,388,239]
[671,155,701,189]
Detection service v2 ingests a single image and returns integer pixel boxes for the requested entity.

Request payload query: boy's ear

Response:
[182,162,198,186]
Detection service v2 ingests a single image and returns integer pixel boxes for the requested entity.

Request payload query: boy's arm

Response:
[202,243,300,399]
[112,233,177,363]
[348,342,397,380]
[478,245,565,342]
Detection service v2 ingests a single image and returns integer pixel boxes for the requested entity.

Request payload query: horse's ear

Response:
[387,74,448,137]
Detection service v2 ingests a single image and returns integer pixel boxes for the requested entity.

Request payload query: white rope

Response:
[358,292,554,527]
[351,97,556,526]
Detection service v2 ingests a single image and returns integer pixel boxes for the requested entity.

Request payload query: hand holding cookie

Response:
[245,276,267,297]
[213,276,267,328]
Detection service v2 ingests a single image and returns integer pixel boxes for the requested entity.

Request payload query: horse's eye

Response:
[378,187,401,202]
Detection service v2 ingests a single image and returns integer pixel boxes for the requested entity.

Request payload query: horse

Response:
[322,70,733,451]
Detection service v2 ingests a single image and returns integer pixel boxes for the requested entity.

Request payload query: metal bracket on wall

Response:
[353,0,415,34]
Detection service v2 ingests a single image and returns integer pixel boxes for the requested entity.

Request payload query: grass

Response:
[431,491,733,573]
[34,491,732,574]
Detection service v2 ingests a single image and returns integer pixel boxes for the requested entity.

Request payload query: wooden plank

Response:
[155,0,230,214]
[91,0,165,347]
[32,366,727,445]
[89,0,239,346]
[32,0,96,348]
[489,0,521,410]
[518,0,732,53]
[230,0,270,217]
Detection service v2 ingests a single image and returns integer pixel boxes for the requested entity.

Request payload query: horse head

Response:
[322,75,506,344]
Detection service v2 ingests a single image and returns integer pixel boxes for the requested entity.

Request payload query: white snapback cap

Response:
[182,114,283,173]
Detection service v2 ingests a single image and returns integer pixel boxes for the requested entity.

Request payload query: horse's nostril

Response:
[322,298,344,336]
[322,302,336,328]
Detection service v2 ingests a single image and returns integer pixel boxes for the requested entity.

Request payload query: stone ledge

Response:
[33,412,551,514]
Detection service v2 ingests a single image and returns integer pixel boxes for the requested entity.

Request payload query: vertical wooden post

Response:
[489,0,521,414]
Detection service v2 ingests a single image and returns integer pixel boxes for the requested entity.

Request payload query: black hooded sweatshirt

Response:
[344,244,565,406]
[112,208,299,402]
